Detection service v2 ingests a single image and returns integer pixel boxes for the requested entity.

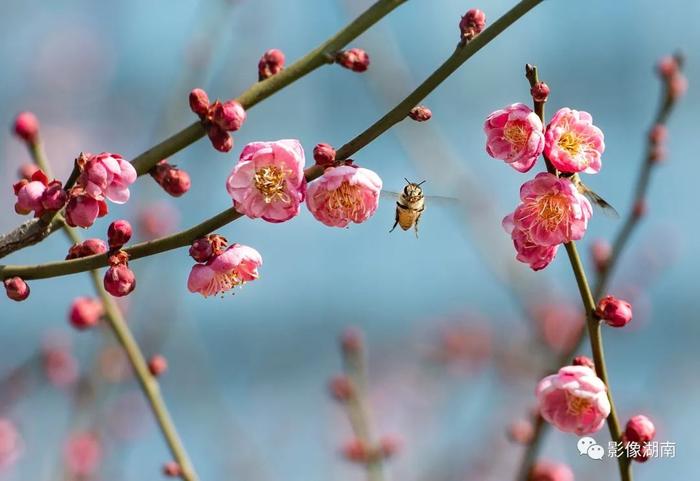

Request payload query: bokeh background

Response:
[1,0,698,480]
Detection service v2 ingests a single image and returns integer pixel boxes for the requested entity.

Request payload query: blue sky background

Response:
[1,0,698,480]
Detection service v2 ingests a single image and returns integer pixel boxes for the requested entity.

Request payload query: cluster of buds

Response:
[342,436,401,464]
[408,105,432,122]
[657,54,687,100]
[104,251,136,297]
[189,88,247,153]
[188,234,228,263]
[149,160,191,197]
[13,169,67,218]
[66,238,108,259]
[335,48,370,72]
[65,152,137,228]
[459,9,486,43]
[596,295,633,328]
[622,415,656,463]
[258,49,285,80]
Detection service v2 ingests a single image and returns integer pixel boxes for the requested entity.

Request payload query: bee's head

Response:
[403,179,426,201]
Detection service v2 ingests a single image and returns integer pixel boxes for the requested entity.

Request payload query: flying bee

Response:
[382,179,456,238]
[569,173,619,218]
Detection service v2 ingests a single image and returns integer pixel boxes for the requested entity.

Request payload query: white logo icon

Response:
[577,437,604,460]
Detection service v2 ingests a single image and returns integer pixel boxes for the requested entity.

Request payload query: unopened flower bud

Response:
[379,435,401,459]
[596,295,632,328]
[150,161,191,197]
[104,253,136,297]
[530,82,550,103]
[69,297,103,330]
[13,112,40,143]
[507,419,534,444]
[66,239,108,260]
[669,73,687,99]
[162,462,182,477]
[572,355,595,370]
[207,125,233,153]
[258,49,286,80]
[648,124,667,145]
[633,199,647,218]
[625,415,655,443]
[336,48,370,73]
[313,143,336,168]
[189,88,210,117]
[340,327,363,355]
[657,56,678,79]
[148,355,168,377]
[4,277,30,301]
[189,238,214,263]
[650,145,666,164]
[329,375,353,401]
[342,439,369,463]
[107,220,132,249]
[408,105,432,122]
[590,239,611,273]
[211,100,247,132]
[459,9,486,42]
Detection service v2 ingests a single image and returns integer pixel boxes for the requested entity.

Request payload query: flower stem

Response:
[26,142,200,481]
[0,0,544,282]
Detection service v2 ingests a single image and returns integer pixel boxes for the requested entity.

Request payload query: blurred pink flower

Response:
[536,365,610,435]
[306,165,382,227]
[531,303,584,354]
[138,201,180,239]
[226,140,306,223]
[0,418,23,471]
[529,460,574,481]
[42,344,79,388]
[78,152,136,204]
[484,103,544,172]
[188,244,262,297]
[64,432,102,477]
[510,173,592,247]
[544,107,605,174]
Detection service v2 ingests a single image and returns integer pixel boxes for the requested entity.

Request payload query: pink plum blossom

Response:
[78,152,137,203]
[484,103,545,173]
[502,213,559,271]
[306,165,382,228]
[544,107,605,173]
[188,244,262,297]
[227,140,307,223]
[536,365,610,435]
[510,173,592,247]
[64,432,102,477]
[0,419,23,471]
[65,189,107,228]
[13,170,66,217]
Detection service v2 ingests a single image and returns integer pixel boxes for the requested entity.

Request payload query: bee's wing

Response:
[583,190,620,219]
[423,195,459,205]
[380,190,401,200]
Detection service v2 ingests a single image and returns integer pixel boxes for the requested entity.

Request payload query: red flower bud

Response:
[459,9,486,42]
[258,49,286,80]
[41,180,67,211]
[340,327,363,355]
[66,239,108,260]
[408,105,432,122]
[572,355,595,370]
[189,238,214,263]
[13,112,40,143]
[657,56,678,79]
[633,199,647,218]
[596,295,632,328]
[625,415,655,443]
[162,462,182,477]
[379,435,401,459]
[336,48,370,73]
[211,100,246,132]
[313,143,336,168]
[189,88,210,117]
[18,163,39,180]
[148,355,168,377]
[507,419,534,444]
[342,439,369,463]
[104,253,136,297]
[69,297,104,330]
[150,161,191,197]
[107,220,133,249]
[207,125,233,153]
[530,82,550,103]
[590,239,611,274]
[329,375,353,401]
[648,124,667,145]
[4,277,30,301]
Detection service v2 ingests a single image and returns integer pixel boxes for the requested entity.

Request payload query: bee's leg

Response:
[389,210,399,233]
[414,209,424,238]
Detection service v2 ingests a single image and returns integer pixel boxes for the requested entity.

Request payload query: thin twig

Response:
[0,0,544,282]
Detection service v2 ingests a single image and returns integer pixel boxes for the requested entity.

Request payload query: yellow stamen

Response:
[558,131,583,156]
[254,165,290,203]
[504,122,528,147]
[327,181,362,218]
[566,392,592,416]
[537,194,568,231]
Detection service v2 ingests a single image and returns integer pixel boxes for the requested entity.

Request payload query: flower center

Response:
[327,181,362,218]
[557,131,583,156]
[504,121,528,147]
[204,271,243,298]
[254,165,289,203]
[537,194,568,231]
[566,392,592,416]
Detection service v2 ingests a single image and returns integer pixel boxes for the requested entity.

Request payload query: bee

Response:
[388,179,427,237]
[569,173,619,218]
